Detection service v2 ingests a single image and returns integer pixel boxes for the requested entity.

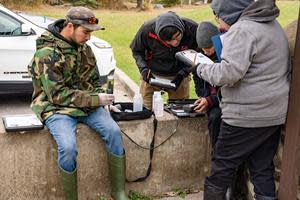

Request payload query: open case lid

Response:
[165,99,206,117]
[2,114,44,132]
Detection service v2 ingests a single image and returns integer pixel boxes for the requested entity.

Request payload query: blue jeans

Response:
[45,107,124,172]
[205,121,281,198]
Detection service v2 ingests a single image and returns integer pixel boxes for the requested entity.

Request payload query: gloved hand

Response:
[98,93,115,106]
[172,68,189,88]
[171,73,184,88]
[141,68,154,83]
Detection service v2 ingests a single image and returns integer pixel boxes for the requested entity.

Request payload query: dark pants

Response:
[207,106,222,148]
[205,121,281,198]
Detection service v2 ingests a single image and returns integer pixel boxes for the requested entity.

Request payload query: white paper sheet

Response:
[180,50,214,65]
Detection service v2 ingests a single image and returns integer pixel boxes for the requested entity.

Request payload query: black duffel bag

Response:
[110,102,153,121]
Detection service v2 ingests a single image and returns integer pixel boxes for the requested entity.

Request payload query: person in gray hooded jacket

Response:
[195,0,290,200]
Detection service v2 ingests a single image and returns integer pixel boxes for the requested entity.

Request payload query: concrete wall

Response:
[0,113,210,200]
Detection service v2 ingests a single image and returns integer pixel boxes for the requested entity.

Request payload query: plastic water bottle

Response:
[152,91,160,111]
[154,92,164,117]
[133,92,143,112]
[106,74,114,94]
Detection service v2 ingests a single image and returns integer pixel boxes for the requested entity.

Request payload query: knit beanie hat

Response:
[211,0,254,25]
[196,21,220,48]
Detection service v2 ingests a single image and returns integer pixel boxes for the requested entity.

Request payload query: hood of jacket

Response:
[154,11,185,37]
[36,19,78,51]
[211,0,279,25]
[240,0,279,23]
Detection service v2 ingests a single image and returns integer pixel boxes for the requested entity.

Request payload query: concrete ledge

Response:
[0,68,211,199]
[0,113,210,200]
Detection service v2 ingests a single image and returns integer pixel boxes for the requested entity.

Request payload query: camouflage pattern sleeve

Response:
[32,47,101,108]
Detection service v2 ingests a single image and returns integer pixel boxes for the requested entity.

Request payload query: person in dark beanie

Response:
[195,21,252,200]
[195,1,290,200]
[193,21,221,146]
[196,21,220,56]
[130,11,198,109]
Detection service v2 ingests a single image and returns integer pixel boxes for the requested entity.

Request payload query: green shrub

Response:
[66,0,100,8]
[0,0,43,7]
[156,0,180,7]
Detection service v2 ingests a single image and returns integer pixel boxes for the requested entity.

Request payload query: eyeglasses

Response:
[215,16,220,24]
[213,10,220,24]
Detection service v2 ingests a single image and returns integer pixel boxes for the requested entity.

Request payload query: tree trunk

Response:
[137,0,144,9]
[144,0,152,10]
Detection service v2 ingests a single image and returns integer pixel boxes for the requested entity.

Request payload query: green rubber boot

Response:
[59,167,78,200]
[107,151,130,200]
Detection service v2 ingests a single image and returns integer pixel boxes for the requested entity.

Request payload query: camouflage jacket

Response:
[28,29,104,121]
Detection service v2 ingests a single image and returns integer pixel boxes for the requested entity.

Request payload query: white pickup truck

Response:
[0,5,116,94]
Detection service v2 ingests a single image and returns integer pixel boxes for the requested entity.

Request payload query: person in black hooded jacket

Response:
[130,11,198,109]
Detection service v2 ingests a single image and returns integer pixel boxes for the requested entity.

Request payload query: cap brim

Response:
[82,24,105,31]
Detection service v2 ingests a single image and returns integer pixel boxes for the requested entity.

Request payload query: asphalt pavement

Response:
[157,192,203,200]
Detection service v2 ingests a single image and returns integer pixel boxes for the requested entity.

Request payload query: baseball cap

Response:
[66,7,104,31]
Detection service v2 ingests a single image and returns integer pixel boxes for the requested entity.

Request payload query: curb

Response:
[115,67,139,98]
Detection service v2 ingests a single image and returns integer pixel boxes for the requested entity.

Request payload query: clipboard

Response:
[175,49,214,67]
[2,114,44,132]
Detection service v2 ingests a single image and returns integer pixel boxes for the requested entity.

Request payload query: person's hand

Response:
[98,93,115,106]
[109,105,121,112]
[188,63,200,73]
[141,69,153,83]
[171,73,184,88]
[194,97,209,113]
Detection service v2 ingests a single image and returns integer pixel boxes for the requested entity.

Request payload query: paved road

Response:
[0,93,32,117]
[0,78,132,118]
[157,192,203,200]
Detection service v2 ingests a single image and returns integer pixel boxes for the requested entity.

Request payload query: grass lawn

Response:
[26,1,299,98]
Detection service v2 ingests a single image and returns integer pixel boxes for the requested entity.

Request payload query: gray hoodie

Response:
[197,0,290,127]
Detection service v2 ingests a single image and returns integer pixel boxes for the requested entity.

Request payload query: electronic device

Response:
[175,49,214,68]
[182,104,197,113]
[2,114,44,132]
[149,77,176,90]
[165,99,205,117]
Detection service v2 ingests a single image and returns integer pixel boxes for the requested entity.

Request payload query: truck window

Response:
[0,11,22,36]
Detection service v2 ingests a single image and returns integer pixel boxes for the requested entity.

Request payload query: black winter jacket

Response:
[130,12,198,76]
[193,53,219,108]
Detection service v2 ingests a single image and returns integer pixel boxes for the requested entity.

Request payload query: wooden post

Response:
[278,12,300,200]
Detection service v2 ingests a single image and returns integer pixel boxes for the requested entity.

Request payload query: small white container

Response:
[152,91,160,111]
[153,92,164,117]
[133,92,143,112]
